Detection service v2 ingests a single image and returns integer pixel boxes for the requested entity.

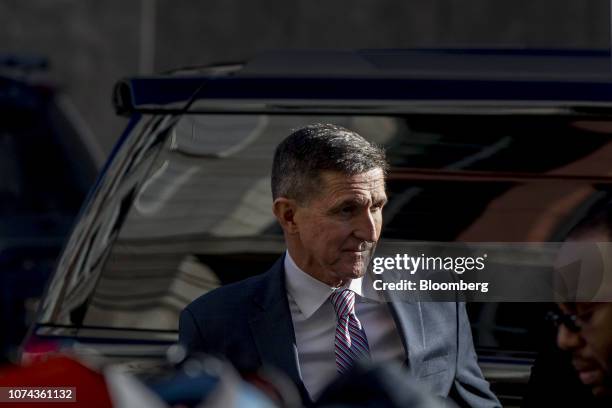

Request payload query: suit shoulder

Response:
[184,272,269,317]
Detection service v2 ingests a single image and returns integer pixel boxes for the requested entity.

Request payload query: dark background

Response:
[0,0,609,154]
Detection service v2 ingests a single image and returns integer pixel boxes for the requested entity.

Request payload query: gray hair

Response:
[271,123,388,202]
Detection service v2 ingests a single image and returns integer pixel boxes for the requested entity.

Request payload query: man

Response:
[179,124,499,406]
[523,204,612,407]
[556,302,612,399]
[553,206,612,401]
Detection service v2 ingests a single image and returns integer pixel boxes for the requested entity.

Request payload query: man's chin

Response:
[332,253,371,281]
[348,263,369,280]
[578,369,612,398]
[344,251,371,266]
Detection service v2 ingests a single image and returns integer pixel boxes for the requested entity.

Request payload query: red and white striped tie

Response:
[329,289,371,374]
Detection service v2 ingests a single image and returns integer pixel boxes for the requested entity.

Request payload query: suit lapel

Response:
[387,298,425,371]
[248,256,310,402]
[362,268,425,370]
[377,270,426,371]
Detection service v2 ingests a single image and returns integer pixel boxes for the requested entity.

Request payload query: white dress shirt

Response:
[284,251,406,399]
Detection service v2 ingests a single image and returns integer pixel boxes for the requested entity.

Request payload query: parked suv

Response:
[22,49,612,406]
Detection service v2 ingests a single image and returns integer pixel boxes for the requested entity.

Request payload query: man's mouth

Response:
[578,369,602,385]
[573,360,604,386]
[342,249,373,259]
[343,243,374,253]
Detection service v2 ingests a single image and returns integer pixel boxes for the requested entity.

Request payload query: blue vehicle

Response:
[22,49,612,406]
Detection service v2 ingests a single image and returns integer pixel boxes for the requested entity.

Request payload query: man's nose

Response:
[354,210,379,243]
[557,324,584,351]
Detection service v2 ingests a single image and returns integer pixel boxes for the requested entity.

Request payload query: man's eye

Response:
[340,206,355,215]
[370,204,383,212]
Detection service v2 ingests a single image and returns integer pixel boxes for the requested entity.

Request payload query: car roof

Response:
[113,48,612,115]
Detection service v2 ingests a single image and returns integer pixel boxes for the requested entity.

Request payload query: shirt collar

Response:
[284,251,365,318]
[347,276,364,297]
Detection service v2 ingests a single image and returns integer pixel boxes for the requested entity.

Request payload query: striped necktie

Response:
[329,288,371,374]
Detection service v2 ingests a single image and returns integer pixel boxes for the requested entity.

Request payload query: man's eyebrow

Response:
[329,197,366,210]
[332,196,386,209]
[373,196,388,206]
[336,197,365,207]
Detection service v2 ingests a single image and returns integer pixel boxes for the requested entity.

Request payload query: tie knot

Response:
[330,289,356,318]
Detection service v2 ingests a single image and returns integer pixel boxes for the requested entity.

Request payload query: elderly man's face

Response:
[289,168,386,287]
[557,302,612,397]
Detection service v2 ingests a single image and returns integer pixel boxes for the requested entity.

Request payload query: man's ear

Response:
[273,197,300,234]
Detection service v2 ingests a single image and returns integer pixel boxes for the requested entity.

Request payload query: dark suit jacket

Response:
[179,257,500,407]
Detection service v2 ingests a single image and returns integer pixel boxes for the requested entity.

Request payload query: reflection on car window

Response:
[66,114,612,351]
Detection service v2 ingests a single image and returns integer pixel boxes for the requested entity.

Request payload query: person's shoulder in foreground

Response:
[179,123,500,407]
